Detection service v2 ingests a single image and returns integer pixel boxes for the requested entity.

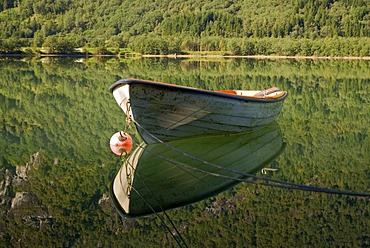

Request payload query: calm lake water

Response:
[1,57,369,247]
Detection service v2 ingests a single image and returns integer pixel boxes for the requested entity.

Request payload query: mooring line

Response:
[113,112,368,248]
[122,155,188,248]
[131,188,186,247]
[131,119,370,198]
[138,141,370,197]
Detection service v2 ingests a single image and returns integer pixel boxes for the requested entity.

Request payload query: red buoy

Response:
[109,131,133,155]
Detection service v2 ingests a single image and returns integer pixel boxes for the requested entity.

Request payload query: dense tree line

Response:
[0,0,369,56]
[128,36,370,56]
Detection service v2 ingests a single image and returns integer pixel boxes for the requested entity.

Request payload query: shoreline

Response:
[1,53,369,60]
[141,54,370,60]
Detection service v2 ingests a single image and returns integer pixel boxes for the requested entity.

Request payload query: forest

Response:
[0,0,369,56]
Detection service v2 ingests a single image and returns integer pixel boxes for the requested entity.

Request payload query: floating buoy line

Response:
[109,131,133,155]
[110,110,370,248]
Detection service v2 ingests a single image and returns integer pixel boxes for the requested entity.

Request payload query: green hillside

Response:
[0,0,370,56]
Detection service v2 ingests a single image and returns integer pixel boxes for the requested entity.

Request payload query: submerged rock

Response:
[27,152,41,170]
[99,193,114,215]
[10,192,39,210]
[12,152,41,187]
[0,169,13,208]
[22,215,58,229]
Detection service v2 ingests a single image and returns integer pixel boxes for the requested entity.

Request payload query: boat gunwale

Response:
[109,78,288,103]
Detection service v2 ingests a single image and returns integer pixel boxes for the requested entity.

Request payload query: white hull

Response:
[110,79,287,144]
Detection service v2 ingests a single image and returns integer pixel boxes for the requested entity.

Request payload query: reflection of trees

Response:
[0,58,369,247]
[0,59,125,165]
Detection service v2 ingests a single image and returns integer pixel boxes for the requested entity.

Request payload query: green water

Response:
[1,57,369,247]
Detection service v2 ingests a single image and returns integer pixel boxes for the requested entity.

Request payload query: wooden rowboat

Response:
[110,122,284,218]
[109,78,287,144]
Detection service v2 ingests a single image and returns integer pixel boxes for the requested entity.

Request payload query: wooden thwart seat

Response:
[253,87,281,97]
[217,87,284,99]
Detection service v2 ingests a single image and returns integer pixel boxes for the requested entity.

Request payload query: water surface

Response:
[1,57,369,247]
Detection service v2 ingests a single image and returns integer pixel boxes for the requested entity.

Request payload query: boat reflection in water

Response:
[111,121,285,218]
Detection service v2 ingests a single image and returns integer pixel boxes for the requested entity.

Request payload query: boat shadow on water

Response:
[110,121,285,218]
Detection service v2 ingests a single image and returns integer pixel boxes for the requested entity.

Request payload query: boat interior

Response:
[112,79,287,100]
[217,87,286,99]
